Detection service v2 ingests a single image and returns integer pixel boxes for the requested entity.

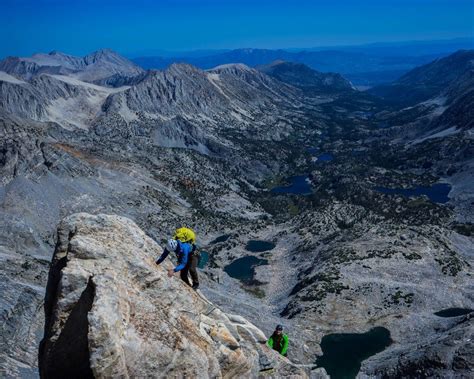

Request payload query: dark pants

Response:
[180,254,199,286]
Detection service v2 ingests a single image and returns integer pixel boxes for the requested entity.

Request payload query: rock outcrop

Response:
[258,61,354,93]
[359,313,473,378]
[39,213,307,378]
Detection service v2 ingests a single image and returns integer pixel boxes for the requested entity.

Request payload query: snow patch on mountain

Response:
[413,126,460,144]
[48,74,130,93]
[0,71,27,84]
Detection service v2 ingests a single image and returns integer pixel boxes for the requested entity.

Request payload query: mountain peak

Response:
[167,62,202,73]
[47,50,71,57]
[210,63,253,73]
[258,60,353,92]
[89,48,118,56]
[83,48,124,64]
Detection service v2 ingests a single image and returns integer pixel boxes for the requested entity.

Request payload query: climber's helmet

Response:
[167,238,178,252]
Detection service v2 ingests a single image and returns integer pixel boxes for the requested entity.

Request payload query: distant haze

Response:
[1,0,473,58]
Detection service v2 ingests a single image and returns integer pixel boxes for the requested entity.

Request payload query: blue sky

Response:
[1,0,473,58]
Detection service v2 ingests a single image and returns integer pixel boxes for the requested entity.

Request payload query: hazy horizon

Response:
[1,0,473,59]
[0,36,473,60]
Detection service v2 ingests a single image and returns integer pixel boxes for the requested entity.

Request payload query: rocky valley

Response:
[0,48,472,378]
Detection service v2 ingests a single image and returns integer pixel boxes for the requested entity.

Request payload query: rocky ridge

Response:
[258,61,354,94]
[368,50,474,105]
[0,49,144,86]
[39,213,311,378]
[0,72,129,128]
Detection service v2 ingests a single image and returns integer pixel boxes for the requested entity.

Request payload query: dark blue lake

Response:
[271,175,312,195]
[245,240,275,252]
[374,183,451,204]
[434,308,473,318]
[210,234,231,244]
[317,153,334,162]
[224,256,268,284]
[316,327,392,379]
[198,251,209,269]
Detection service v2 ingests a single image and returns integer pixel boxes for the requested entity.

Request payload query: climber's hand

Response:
[167,268,175,277]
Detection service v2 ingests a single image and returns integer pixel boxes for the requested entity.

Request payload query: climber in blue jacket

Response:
[156,238,198,288]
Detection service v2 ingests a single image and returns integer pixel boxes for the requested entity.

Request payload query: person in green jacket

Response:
[267,324,289,357]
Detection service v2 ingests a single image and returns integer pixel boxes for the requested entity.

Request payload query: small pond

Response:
[198,251,209,269]
[271,175,312,195]
[317,153,334,162]
[434,308,473,318]
[224,256,268,284]
[245,240,275,252]
[316,327,392,379]
[374,183,451,204]
[210,234,231,244]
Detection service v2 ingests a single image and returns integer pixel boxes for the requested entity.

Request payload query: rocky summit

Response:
[38,213,310,378]
[0,47,473,378]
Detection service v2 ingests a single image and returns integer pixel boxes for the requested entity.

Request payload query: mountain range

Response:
[369,50,474,105]
[0,49,144,86]
[132,48,439,87]
[130,38,474,87]
[0,47,473,378]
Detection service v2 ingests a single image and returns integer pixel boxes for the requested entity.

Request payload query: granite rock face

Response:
[39,213,307,378]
